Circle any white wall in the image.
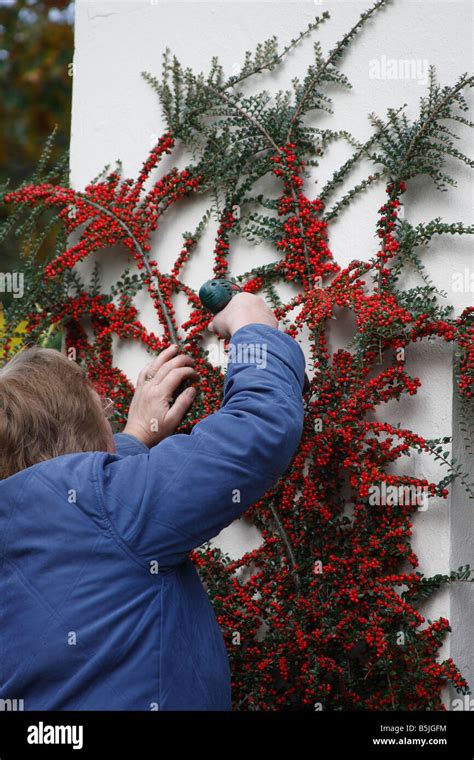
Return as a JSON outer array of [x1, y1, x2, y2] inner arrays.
[[71, 0, 473, 703]]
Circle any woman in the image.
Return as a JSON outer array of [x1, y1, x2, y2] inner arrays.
[[0, 293, 305, 710]]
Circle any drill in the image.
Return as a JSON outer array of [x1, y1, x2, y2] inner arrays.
[[199, 279, 310, 395]]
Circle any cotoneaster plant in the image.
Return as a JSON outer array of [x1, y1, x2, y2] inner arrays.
[[1, 0, 473, 710]]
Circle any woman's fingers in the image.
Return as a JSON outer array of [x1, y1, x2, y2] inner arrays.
[[164, 385, 197, 430], [129, 348, 200, 446], [151, 353, 195, 385], [159, 366, 200, 400], [206, 312, 230, 339], [137, 345, 178, 386], [137, 347, 193, 387], [152, 343, 179, 371]]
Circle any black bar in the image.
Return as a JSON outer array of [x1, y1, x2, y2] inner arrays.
[[0, 710, 473, 758]]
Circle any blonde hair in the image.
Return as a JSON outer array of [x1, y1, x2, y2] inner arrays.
[[0, 346, 111, 479]]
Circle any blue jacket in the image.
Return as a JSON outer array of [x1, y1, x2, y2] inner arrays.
[[0, 324, 305, 710]]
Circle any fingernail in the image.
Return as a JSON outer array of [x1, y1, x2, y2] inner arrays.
[[187, 387, 197, 397]]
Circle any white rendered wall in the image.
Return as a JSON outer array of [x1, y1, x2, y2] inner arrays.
[[70, 0, 473, 701]]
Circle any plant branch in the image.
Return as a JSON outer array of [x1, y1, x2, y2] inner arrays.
[[72, 194, 181, 345]]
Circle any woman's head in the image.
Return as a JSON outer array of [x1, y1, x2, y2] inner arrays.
[[0, 345, 115, 479]]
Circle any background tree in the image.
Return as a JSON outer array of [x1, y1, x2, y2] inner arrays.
[[0, 0, 74, 288]]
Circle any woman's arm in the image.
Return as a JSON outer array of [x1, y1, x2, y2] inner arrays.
[[98, 297, 306, 568]]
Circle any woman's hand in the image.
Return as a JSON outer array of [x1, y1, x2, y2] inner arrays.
[[208, 292, 278, 340], [123, 344, 200, 447]]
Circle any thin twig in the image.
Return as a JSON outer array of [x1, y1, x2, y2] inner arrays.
[[269, 501, 301, 592], [209, 86, 280, 153], [395, 74, 474, 183], [72, 193, 181, 346], [287, 0, 389, 142]]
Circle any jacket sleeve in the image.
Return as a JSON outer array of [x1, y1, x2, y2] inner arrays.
[[113, 432, 150, 457], [97, 323, 306, 568]]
